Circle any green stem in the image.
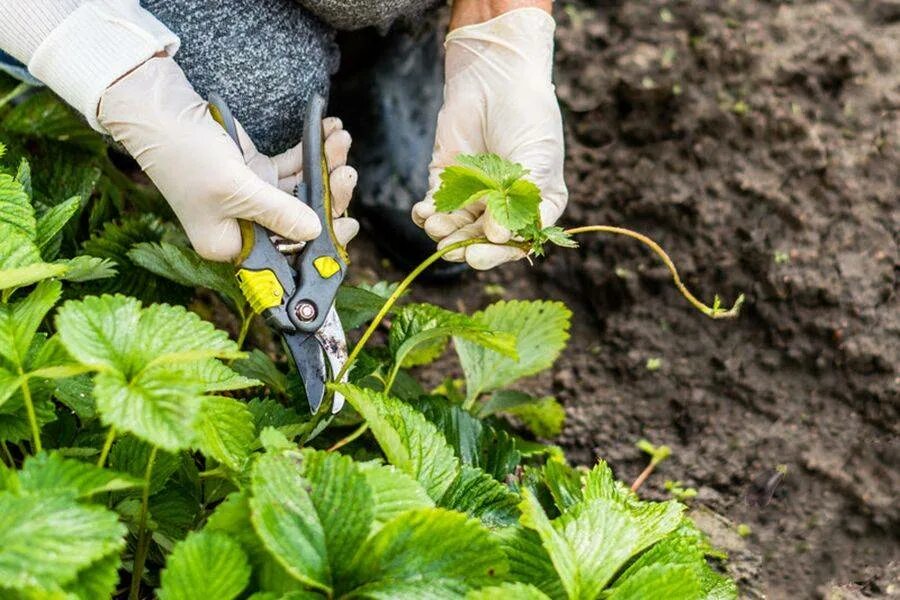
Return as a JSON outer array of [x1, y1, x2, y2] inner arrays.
[[1, 441, 14, 466], [129, 446, 157, 600], [96, 427, 116, 468], [18, 376, 41, 454], [564, 226, 744, 319], [236, 310, 253, 350], [329, 224, 738, 416], [198, 466, 227, 479], [327, 423, 369, 452], [336, 238, 508, 383], [0, 82, 30, 110], [384, 362, 402, 395]]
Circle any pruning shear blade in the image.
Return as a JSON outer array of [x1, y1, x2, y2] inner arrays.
[[284, 306, 346, 414]]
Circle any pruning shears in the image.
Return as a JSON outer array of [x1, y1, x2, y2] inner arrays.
[[208, 92, 349, 414]]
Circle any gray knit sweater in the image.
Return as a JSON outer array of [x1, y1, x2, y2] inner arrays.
[[143, 0, 442, 151]]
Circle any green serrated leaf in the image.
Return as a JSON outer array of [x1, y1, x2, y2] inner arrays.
[[259, 426, 294, 452], [520, 490, 640, 600], [301, 449, 376, 581], [250, 450, 374, 593], [418, 397, 520, 480], [81, 215, 183, 303], [494, 525, 566, 598], [439, 465, 520, 528], [433, 165, 495, 213], [34, 196, 80, 254], [457, 154, 529, 188], [92, 368, 203, 452], [606, 564, 701, 600], [481, 391, 566, 438], [542, 227, 578, 248], [455, 300, 571, 405], [108, 436, 180, 496], [542, 460, 584, 513], [0, 279, 61, 367], [158, 530, 251, 600], [194, 396, 255, 471], [520, 225, 579, 257], [388, 303, 517, 370], [608, 524, 736, 600], [508, 396, 566, 438], [56, 295, 250, 451], [2, 90, 106, 153], [345, 508, 508, 598], [14, 159, 31, 198], [583, 462, 684, 553], [0, 172, 35, 239], [149, 487, 200, 540], [129, 242, 246, 313], [18, 451, 143, 497], [434, 154, 542, 231], [206, 489, 310, 595], [335, 383, 459, 500], [58, 255, 116, 282], [336, 285, 393, 330], [486, 181, 541, 231], [0, 367, 20, 410], [0, 384, 57, 443], [0, 491, 125, 592], [26, 334, 87, 381], [53, 374, 95, 419], [358, 462, 434, 529], [62, 550, 122, 600], [234, 351, 289, 396], [247, 397, 307, 442]]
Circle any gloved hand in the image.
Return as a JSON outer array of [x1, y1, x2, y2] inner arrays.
[[98, 56, 359, 262], [411, 8, 567, 270]]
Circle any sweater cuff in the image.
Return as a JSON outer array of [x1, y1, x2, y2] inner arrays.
[[29, 0, 180, 132]]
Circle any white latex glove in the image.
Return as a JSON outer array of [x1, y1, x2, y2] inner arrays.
[[411, 8, 567, 270], [98, 56, 359, 262]]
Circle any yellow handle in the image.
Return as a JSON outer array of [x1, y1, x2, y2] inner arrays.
[[236, 268, 284, 314]]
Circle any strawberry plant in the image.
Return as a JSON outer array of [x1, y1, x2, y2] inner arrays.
[[0, 79, 739, 599]]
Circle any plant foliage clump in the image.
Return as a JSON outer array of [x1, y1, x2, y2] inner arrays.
[[0, 77, 738, 599]]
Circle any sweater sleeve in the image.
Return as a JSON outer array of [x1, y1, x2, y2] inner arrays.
[[0, 0, 180, 131]]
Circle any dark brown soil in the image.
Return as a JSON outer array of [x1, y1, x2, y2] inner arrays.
[[353, 1, 899, 597]]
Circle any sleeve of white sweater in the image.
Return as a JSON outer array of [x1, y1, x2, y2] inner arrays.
[[0, 0, 180, 131]]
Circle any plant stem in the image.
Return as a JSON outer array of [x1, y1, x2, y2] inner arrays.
[[129, 446, 157, 600], [327, 423, 369, 452], [384, 363, 401, 395], [0, 82, 29, 110], [335, 238, 503, 383], [96, 427, 116, 468], [236, 310, 252, 349], [330, 225, 738, 413], [1, 441, 14, 466], [564, 226, 744, 319], [198, 466, 227, 479], [630, 462, 657, 493], [18, 377, 41, 454]]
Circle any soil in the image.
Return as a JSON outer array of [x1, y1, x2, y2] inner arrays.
[[351, 1, 899, 597]]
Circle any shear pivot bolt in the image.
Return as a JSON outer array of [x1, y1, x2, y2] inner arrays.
[[296, 301, 317, 322]]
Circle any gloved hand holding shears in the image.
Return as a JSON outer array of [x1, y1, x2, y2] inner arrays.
[[98, 56, 359, 262], [99, 56, 356, 414]]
